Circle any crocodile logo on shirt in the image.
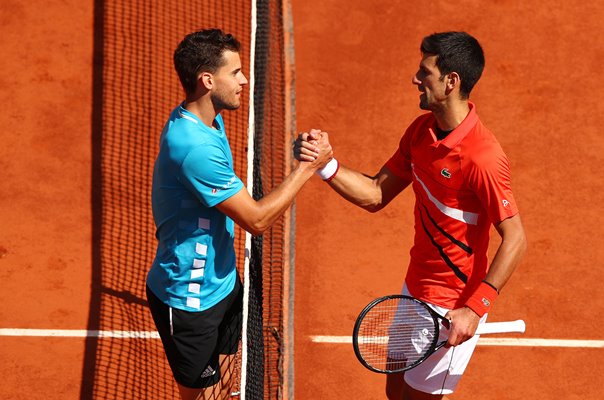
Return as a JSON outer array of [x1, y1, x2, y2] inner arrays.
[[441, 168, 451, 179]]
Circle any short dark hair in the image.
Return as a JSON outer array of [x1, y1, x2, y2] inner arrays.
[[420, 32, 485, 98], [173, 29, 241, 95]]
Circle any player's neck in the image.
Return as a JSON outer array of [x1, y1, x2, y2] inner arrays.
[[184, 96, 220, 129], [432, 100, 470, 132]]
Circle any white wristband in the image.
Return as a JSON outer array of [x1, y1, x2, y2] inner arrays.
[[316, 158, 339, 181]]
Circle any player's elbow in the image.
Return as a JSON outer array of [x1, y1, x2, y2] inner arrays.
[[506, 224, 528, 262], [512, 223, 528, 255], [362, 199, 388, 213], [248, 223, 269, 237], [358, 195, 388, 213], [517, 231, 528, 258], [498, 214, 528, 260], [357, 183, 391, 213], [239, 219, 268, 236], [242, 214, 272, 236]]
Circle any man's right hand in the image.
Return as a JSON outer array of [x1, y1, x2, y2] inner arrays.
[[294, 128, 332, 170]]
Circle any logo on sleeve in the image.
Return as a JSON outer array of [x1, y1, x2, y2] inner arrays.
[[211, 176, 237, 195], [440, 168, 451, 179], [502, 199, 510, 207]]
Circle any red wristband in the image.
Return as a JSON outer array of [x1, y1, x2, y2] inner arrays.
[[465, 281, 499, 317]]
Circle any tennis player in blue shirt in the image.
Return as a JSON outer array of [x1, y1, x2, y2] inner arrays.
[[146, 29, 332, 400]]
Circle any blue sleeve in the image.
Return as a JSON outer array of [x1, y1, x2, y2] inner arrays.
[[179, 142, 244, 207]]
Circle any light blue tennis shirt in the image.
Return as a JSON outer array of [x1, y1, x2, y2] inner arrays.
[[147, 104, 244, 311]]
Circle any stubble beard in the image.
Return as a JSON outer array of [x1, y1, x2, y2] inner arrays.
[[212, 92, 240, 112], [419, 94, 429, 110]]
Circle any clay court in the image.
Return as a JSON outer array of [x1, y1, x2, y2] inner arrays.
[[0, 0, 602, 399]]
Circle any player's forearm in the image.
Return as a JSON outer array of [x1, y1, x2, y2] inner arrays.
[[484, 236, 526, 291], [484, 215, 527, 291], [248, 162, 315, 234], [326, 165, 385, 212], [463, 214, 526, 319]]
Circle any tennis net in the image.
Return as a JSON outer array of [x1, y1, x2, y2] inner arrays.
[[86, 0, 293, 398]]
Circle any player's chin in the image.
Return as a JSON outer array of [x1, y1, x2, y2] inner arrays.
[[224, 100, 241, 110]]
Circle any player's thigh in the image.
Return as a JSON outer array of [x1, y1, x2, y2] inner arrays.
[[396, 285, 485, 395], [146, 283, 240, 389], [403, 380, 448, 400], [403, 324, 482, 395], [216, 274, 243, 355], [386, 371, 405, 400]]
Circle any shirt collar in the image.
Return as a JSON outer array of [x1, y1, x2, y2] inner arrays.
[[431, 102, 478, 149], [178, 103, 200, 124], [178, 103, 223, 132]]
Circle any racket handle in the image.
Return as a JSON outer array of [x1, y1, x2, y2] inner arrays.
[[476, 319, 526, 335]]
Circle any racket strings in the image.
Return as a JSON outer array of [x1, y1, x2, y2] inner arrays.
[[356, 297, 438, 372]]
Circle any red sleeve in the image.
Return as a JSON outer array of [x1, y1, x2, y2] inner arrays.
[[464, 143, 519, 224], [384, 126, 413, 182]]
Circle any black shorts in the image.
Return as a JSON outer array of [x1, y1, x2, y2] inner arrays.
[[146, 276, 243, 388]]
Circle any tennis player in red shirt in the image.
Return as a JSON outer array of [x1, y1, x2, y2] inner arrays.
[[295, 31, 527, 399]]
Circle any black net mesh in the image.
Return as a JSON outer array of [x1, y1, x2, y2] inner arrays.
[[86, 0, 290, 398]]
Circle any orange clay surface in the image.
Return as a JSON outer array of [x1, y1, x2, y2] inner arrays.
[[290, 1, 603, 399], [0, 0, 602, 399]]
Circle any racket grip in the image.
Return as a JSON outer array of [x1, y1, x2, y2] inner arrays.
[[476, 319, 526, 335]]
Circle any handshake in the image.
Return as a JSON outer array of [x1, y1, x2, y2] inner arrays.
[[293, 129, 339, 181]]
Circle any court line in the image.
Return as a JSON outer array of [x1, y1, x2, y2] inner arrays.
[[309, 335, 604, 348], [1, 329, 602, 348], [0, 329, 160, 339]]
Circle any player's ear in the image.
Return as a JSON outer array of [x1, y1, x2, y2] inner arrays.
[[445, 72, 460, 93], [200, 71, 213, 90]]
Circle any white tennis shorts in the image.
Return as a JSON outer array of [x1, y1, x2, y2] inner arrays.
[[388, 285, 487, 395]]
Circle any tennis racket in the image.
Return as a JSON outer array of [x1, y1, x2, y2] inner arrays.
[[352, 295, 525, 374]]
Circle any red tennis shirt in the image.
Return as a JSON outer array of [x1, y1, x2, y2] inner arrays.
[[385, 103, 519, 309]]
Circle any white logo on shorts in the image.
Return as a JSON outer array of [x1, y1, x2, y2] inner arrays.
[[200, 365, 216, 378], [502, 199, 510, 207]]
